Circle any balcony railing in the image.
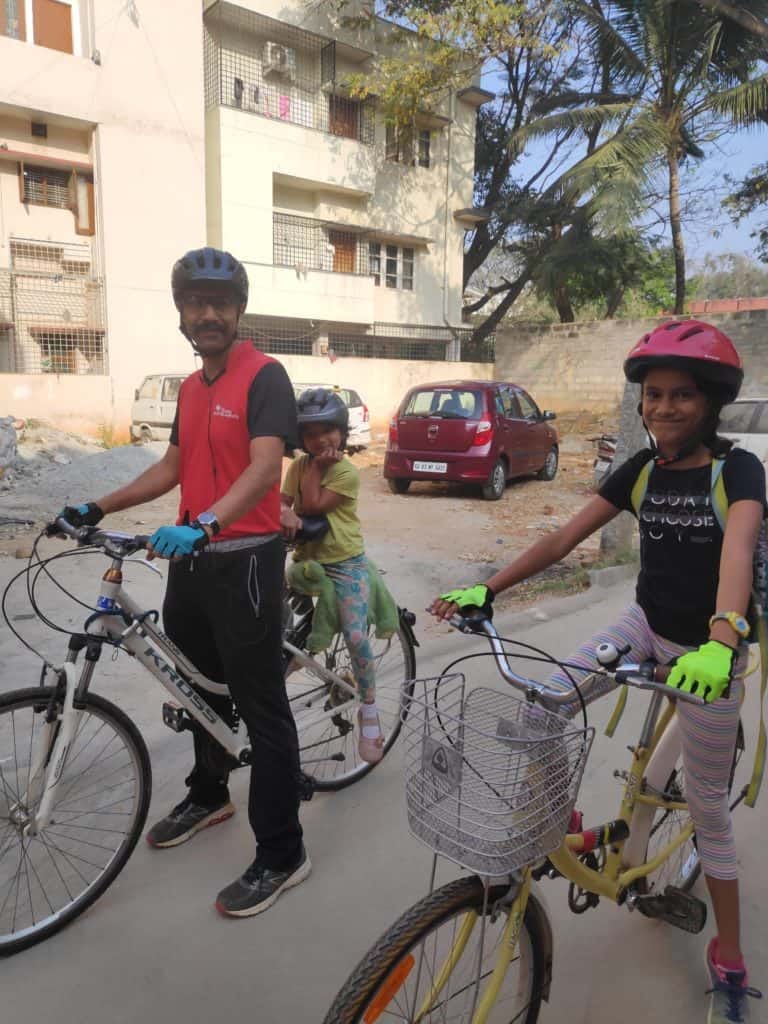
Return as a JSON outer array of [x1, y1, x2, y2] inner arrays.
[[273, 213, 373, 276], [0, 239, 107, 375], [204, 2, 375, 145]]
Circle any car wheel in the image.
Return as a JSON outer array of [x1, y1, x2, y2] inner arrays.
[[139, 426, 153, 445], [388, 478, 411, 495], [482, 459, 506, 501], [537, 446, 558, 481]]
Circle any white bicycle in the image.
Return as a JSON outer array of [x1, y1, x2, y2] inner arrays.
[[0, 518, 416, 954]]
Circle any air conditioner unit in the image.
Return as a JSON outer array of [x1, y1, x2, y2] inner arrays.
[[263, 41, 296, 80]]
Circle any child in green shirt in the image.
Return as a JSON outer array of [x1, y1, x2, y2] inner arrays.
[[281, 389, 383, 764]]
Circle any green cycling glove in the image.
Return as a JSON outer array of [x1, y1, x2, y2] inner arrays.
[[439, 584, 494, 613], [666, 640, 735, 703]]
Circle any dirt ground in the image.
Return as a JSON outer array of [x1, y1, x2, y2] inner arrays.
[[0, 414, 617, 618]]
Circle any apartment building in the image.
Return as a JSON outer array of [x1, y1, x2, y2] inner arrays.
[[203, 0, 492, 363], [0, 0, 205, 435]]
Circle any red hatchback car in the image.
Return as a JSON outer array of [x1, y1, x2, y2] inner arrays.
[[384, 380, 559, 500]]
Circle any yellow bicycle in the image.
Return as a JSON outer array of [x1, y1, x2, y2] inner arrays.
[[323, 613, 745, 1024]]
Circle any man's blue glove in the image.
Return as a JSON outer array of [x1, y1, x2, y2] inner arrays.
[[666, 640, 735, 703], [148, 524, 208, 558], [58, 502, 104, 527]]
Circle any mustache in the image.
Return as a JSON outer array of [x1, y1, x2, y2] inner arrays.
[[195, 322, 225, 334]]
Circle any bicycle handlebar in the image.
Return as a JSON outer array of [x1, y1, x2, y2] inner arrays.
[[446, 611, 706, 708], [51, 518, 150, 556]]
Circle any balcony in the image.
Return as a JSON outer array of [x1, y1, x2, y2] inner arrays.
[[204, 2, 374, 145], [0, 238, 107, 375]]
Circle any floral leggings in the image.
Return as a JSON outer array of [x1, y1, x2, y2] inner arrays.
[[324, 554, 375, 700], [547, 602, 745, 881]]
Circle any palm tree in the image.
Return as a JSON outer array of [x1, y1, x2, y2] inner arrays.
[[522, 0, 768, 312]]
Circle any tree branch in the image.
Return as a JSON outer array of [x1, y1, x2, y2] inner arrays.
[[691, 0, 768, 41]]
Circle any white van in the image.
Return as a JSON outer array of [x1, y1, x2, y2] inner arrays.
[[130, 373, 187, 442]]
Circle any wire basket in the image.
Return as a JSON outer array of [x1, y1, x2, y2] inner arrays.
[[402, 674, 595, 877]]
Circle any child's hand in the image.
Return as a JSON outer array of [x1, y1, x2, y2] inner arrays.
[[313, 447, 343, 469], [280, 505, 302, 540]]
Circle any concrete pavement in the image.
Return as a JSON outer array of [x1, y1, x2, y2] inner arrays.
[[0, 548, 765, 1023]]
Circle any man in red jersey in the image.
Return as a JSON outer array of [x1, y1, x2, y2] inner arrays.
[[60, 248, 306, 916]]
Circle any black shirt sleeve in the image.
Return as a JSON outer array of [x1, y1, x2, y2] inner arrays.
[[169, 406, 180, 447], [598, 449, 654, 513], [246, 361, 299, 448], [722, 447, 768, 508]]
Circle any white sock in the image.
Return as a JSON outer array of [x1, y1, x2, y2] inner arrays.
[[361, 700, 380, 738]]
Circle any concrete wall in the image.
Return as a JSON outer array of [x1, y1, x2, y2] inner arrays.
[[494, 312, 768, 415]]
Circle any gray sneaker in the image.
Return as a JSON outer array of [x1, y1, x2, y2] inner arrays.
[[145, 795, 235, 848], [215, 846, 311, 917]]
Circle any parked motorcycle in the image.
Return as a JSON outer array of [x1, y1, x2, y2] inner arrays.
[[589, 434, 617, 484]]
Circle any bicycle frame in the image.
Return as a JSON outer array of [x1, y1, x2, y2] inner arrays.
[[23, 549, 361, 834]]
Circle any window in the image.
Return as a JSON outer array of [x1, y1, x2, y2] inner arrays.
[[327, 230, 356, 274], [402, 248, 414, 291], [162, 377, 183, 403], [385, 123, 431, 168], [404, 389, 482, 417], [374, 245, 416, 291], [139, 377, 162, 401], [720, 401, 762, 434], [21, 165, 71, 209], [328, 96, 360, 140], [1, 0, 26, 40], [495, 388, 516, 418], [368, 242, 381, 285], [516, 390, 540, 419], [385, 245, 398, 289]]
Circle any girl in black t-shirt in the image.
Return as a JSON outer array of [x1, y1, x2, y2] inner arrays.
[[431, 321, 765, 1022]]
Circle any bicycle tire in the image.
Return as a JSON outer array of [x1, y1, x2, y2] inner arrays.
[[637, 718, 744, 896], [288, 618, 416, 792], [323, 876, 547, 1024], [0, 686, 151, 955]]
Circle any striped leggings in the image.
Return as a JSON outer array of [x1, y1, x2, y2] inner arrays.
[[547, 602, 744, 881]]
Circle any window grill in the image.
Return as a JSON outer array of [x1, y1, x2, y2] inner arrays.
[[239, 315, 314, 356], [273, 213, 369, 275], [0, 238, 107, 375], [204, 2, 375, 145], [329, 333, 450, 361], [1, 0, 24, 40], [385, 124, 432, 168], [21, 165, 72, 209]]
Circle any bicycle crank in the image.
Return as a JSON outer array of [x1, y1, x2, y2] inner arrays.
[[629, 886, 707, 934]]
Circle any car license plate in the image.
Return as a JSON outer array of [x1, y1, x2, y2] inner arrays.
[[413, 461, 447, 473]]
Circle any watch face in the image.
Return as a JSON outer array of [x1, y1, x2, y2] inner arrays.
[[734, 616, 748, 632]]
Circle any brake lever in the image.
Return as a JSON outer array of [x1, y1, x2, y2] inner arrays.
[[124, 556, 163, 577]]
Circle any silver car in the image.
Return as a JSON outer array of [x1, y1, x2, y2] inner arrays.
[[292, 383, 371, 452], [720, 397, 768, 483]]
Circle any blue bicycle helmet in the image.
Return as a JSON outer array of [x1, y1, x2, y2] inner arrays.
[[171, 247, 249, 309]]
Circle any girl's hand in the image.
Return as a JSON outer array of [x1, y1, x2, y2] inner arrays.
[[280, 505, 302, 540], [313, 447, 343, 469]]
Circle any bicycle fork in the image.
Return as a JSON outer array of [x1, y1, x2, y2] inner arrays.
[[15, 663, 81, 837]]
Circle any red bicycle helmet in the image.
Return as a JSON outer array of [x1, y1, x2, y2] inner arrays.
[[624, 319, 743, 403]]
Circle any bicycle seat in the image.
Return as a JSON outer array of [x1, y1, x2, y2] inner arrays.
[[295, 515, 330, 543]]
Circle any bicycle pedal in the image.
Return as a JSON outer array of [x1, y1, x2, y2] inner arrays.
[[633, 886, 707, 934], [162, 702, 191, 733]]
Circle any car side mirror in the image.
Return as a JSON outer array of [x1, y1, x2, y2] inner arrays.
[[134, 389, 140, 401], [542, 411, 556, 421]]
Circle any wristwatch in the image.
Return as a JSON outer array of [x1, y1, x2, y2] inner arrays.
[[193, 511, 221, 537], [709, 611, 751, 640]]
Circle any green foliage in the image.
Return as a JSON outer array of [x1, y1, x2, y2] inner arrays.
[[725, 162, 768, 262], [687, 252, 768, 297]]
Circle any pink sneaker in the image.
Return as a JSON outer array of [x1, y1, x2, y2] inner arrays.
[[358, 706, 385, 764]]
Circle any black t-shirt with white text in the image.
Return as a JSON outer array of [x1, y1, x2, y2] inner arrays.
[[599, 447, 766, 645]]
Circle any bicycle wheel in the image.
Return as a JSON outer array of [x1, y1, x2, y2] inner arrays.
[[323, 876, 547, 1024], [0, 686, 151, 955], [638, 718, 744, 895], [286, 617, 416, 790]]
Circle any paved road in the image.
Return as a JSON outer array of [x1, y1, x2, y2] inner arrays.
[[1, 550, 765, 1023]]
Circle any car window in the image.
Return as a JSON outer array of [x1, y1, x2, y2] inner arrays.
[[162, 377, 183, 403], [404, 389, 481, 418], [720, 401, 763, 434], [495, 387, 517, 418], [516, 390, 540, 419], [138, 377, 161, 401]]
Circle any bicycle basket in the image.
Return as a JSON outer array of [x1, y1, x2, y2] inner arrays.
[[402, 674, 594, 877]]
